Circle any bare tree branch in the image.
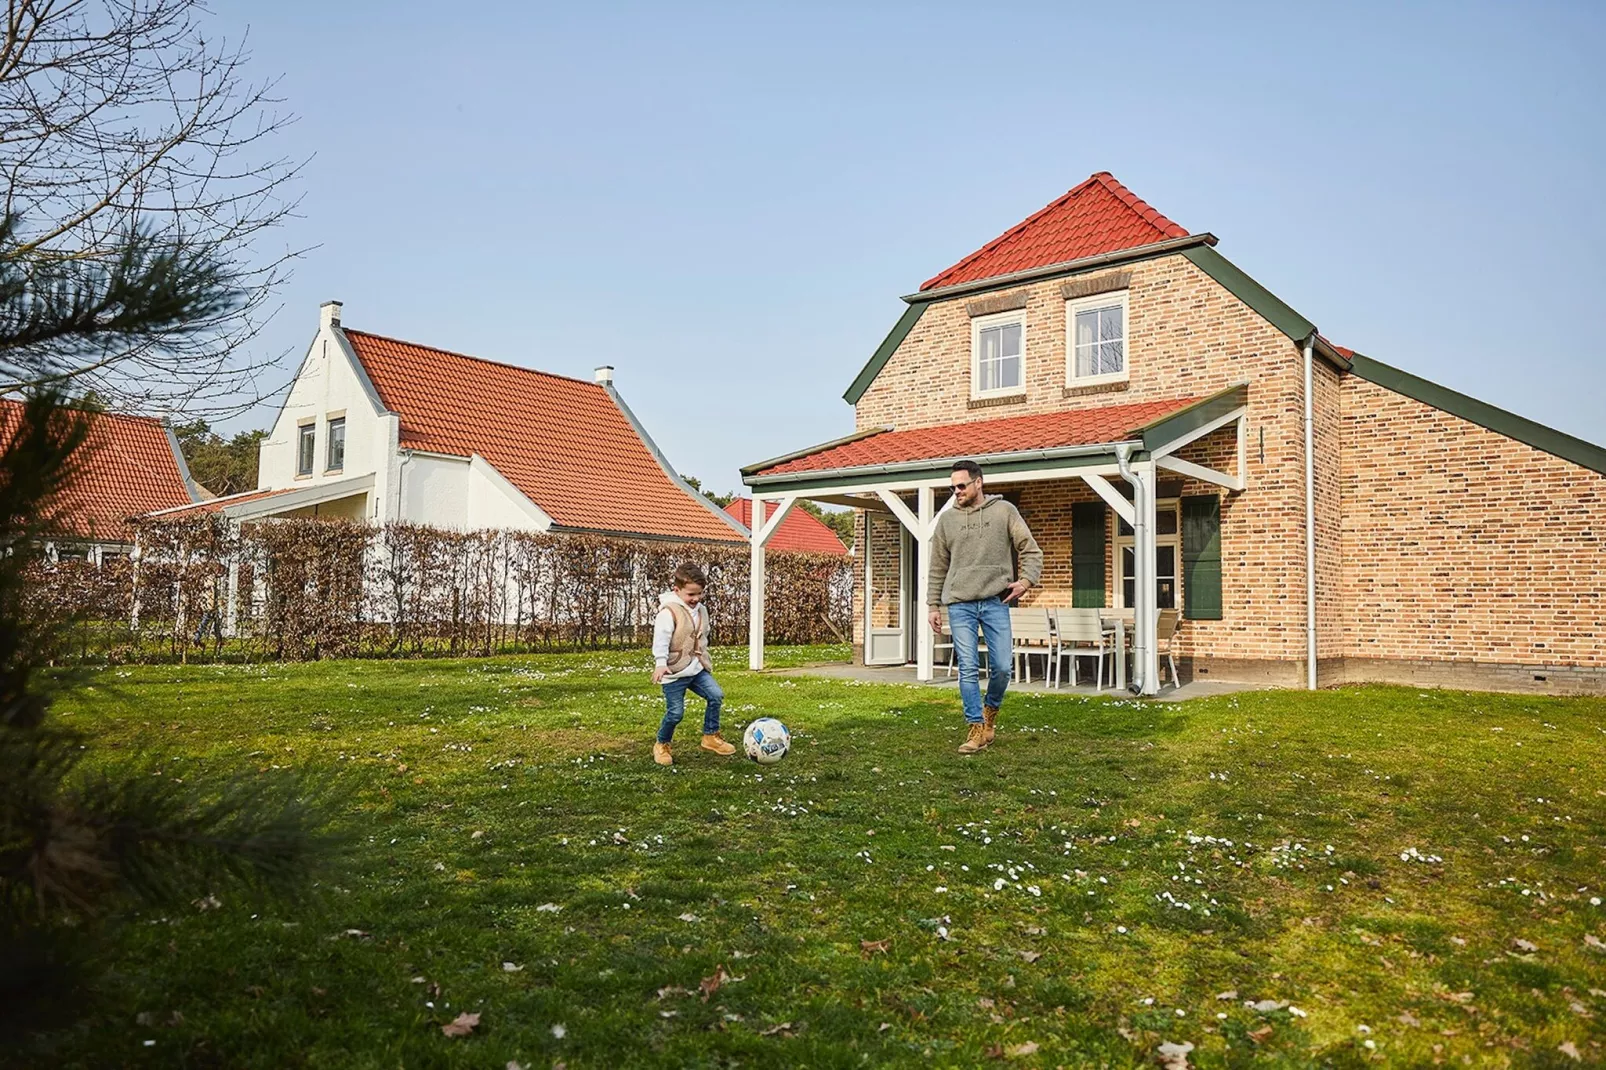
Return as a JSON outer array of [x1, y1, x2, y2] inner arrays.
[[0, 0, 306, 416]]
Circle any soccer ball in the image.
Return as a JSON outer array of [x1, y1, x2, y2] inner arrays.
[[743, 717, 791, 765]]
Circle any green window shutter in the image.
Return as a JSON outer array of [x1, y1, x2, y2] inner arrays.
[[1182, 494, 1222, 620], [1071, 501, 1106, 608]]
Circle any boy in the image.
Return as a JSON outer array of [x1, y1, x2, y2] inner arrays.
[[650, 563, 735, 765]]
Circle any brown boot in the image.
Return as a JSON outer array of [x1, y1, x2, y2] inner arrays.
[[958, 722, 989, 754], [700, 733, 736, 757], [982, 705, 999, 746], [653, 742, 673, 766]]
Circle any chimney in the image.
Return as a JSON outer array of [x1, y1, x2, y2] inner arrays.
[[594, 365, 614, 386], [320, 300, 343, 329]]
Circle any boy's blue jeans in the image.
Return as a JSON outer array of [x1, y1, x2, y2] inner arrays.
[[947, 596, 1013, 724], [657, 669, 724, 743]]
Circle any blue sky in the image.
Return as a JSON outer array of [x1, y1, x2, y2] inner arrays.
[[225, 1, 1605, 496]]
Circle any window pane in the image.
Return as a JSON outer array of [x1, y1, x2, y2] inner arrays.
[[1156, 508, 1178, 536], [1118, 516, 1133, 537], [1075, 344, 1096, 378], [999, 354, 1020, 389], [1100, 306, 1123, 342], [1001, 322, 1021, 357], [981, 326, 1000, 363], [1099, 340, 1124, 374], [298, 426, 315, 473], [328, 419, 346, 470], [1075, 309, 1097, 349]]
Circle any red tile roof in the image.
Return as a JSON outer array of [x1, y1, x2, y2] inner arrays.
[[921, 172, 1188, 292], [724, 497, 847, 555], [752, 397, 1201, 477], [146, 485, 299, 518], [0, 399, 195, 539], [342, 330, 744, 543]]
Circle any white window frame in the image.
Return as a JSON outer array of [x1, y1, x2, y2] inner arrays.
[[970, 310, 1027, 401], [296, 422, 316, 476], [326, 416, 346, 472], [1113, 497, 1181, 611], [1065, 290, 1130, 387]]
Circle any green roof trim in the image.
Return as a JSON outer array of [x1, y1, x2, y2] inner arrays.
[[843, 303, 926, 405], [1135, 383, 1249, 452], [1180, 245, 1316, 344], [1348, 353, 1606, 477]]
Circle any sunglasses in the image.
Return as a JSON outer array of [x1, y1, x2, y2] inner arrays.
[[951, 479, 974, 492]]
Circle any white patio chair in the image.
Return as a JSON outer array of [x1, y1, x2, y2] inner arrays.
[[1051, 607, 1110, 690], [1156, 608, 1181, 690], [1009, 607, 1053, 684]]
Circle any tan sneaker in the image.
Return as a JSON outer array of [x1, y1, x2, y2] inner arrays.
[[958, 722, 989, 754], [982, 705, 999, 746], [653, 742, 673, 766], [700, 733, 737, 757]]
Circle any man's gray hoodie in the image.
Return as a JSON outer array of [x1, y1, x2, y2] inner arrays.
[[926, 495, 1043, 607]]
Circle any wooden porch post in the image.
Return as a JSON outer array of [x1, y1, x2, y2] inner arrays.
[[914, 485, 934, 682], [748, 497, 766, 670]]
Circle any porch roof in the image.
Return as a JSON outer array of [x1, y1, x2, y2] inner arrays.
[[142, 473, 375, 522], [743, 395, 1204, 487]]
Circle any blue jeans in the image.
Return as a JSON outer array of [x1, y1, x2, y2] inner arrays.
[[658, 669, 724, 743], [947, 596, 1013, 724]]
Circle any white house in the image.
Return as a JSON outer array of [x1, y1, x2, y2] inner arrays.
[[149, 301, 747, 544]]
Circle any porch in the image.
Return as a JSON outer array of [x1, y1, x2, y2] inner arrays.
[[771, 660, 1273, 702], [741, 386, 1249, 696]]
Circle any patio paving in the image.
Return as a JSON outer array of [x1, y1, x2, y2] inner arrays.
[[769, 661, 1278, 702]]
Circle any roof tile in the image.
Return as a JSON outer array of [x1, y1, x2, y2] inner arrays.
[[921, 172, 1187, 292], [753, 397, 1201, 477], [342, 330, 742, 543], [724, 497, 847, 554], [0, 399, 195, 539]]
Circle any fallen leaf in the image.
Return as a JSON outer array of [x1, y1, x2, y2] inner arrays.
[[501, 962, 523, 972], [677, 912, 701, 923], [1250, 999, 1288, 1013], [535, 903, 562, 913], [1569, 1001, 1592, 1018], [759, 1021, 794, 1037], [135, 1012, 156, 1026], [1247, 1025, 1273, 1044], [1157, 1040, 1194, 1069], [1008, 1041, 1040, 1058], [860, 938, 891, 956], [878, 1022, 892, 1032], [440, 1011, 480, 1038], [507, 1062, 524, 1070], [1513, 938, 1538, 953], [1023, 925, 1046, 935], [1584, 935, 1606, 953], [977, 997, 996, 1009], [1438, 991, 1475, 1005], [1019, 950, 1042, 963], [1558, 1041, 1582, 1062], [1398, 1011, 1421, 1027], [1215, 990, 1238, 1001], [1124, 818, 1142, 828], [700, 965, 730, 1003], [985, 1043, 1006, 1060], [656, 985, 690, 1000]]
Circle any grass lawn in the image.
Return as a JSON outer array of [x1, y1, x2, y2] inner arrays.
[[15, 645, 1606, 1068]]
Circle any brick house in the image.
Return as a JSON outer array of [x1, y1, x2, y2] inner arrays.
[[740, 173, 1606, 695]]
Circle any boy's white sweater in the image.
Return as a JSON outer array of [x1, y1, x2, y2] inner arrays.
[[652, 591, 709, 680]]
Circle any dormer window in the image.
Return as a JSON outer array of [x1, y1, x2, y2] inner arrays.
[[1066, 291, 1128, 385], [971, 311, 1025, 399]]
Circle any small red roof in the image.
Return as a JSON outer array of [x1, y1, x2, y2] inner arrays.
[[0, 399, 195, 539], [751, 397, 1200, 478], [921, 172, 1188, 292], [147, 485, 299, 518], [342, 330, 743, 543], [724, 497, 847, 555]]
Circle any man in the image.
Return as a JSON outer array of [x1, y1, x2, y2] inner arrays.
[[926, 460, 1044, 754]]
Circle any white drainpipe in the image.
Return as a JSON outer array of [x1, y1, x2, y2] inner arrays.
[[1302, 333, 1317, 691]]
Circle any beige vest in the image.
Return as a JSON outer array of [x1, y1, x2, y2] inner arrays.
[[664, 602, 712, 674]]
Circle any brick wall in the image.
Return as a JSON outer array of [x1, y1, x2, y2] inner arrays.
[[1339, 375, 1606, 677]]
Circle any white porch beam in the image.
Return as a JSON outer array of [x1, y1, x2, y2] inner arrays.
[[1080, 473, 1135, 526], [749, 461, 1129, 502], [755, 494, 798, 547], [914, 485, 935, 682], [1150, 406, 1248, 460], [875, 488, 932, 540], [748, 497, 766, 670], [1155, 454, 1245, 492]]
